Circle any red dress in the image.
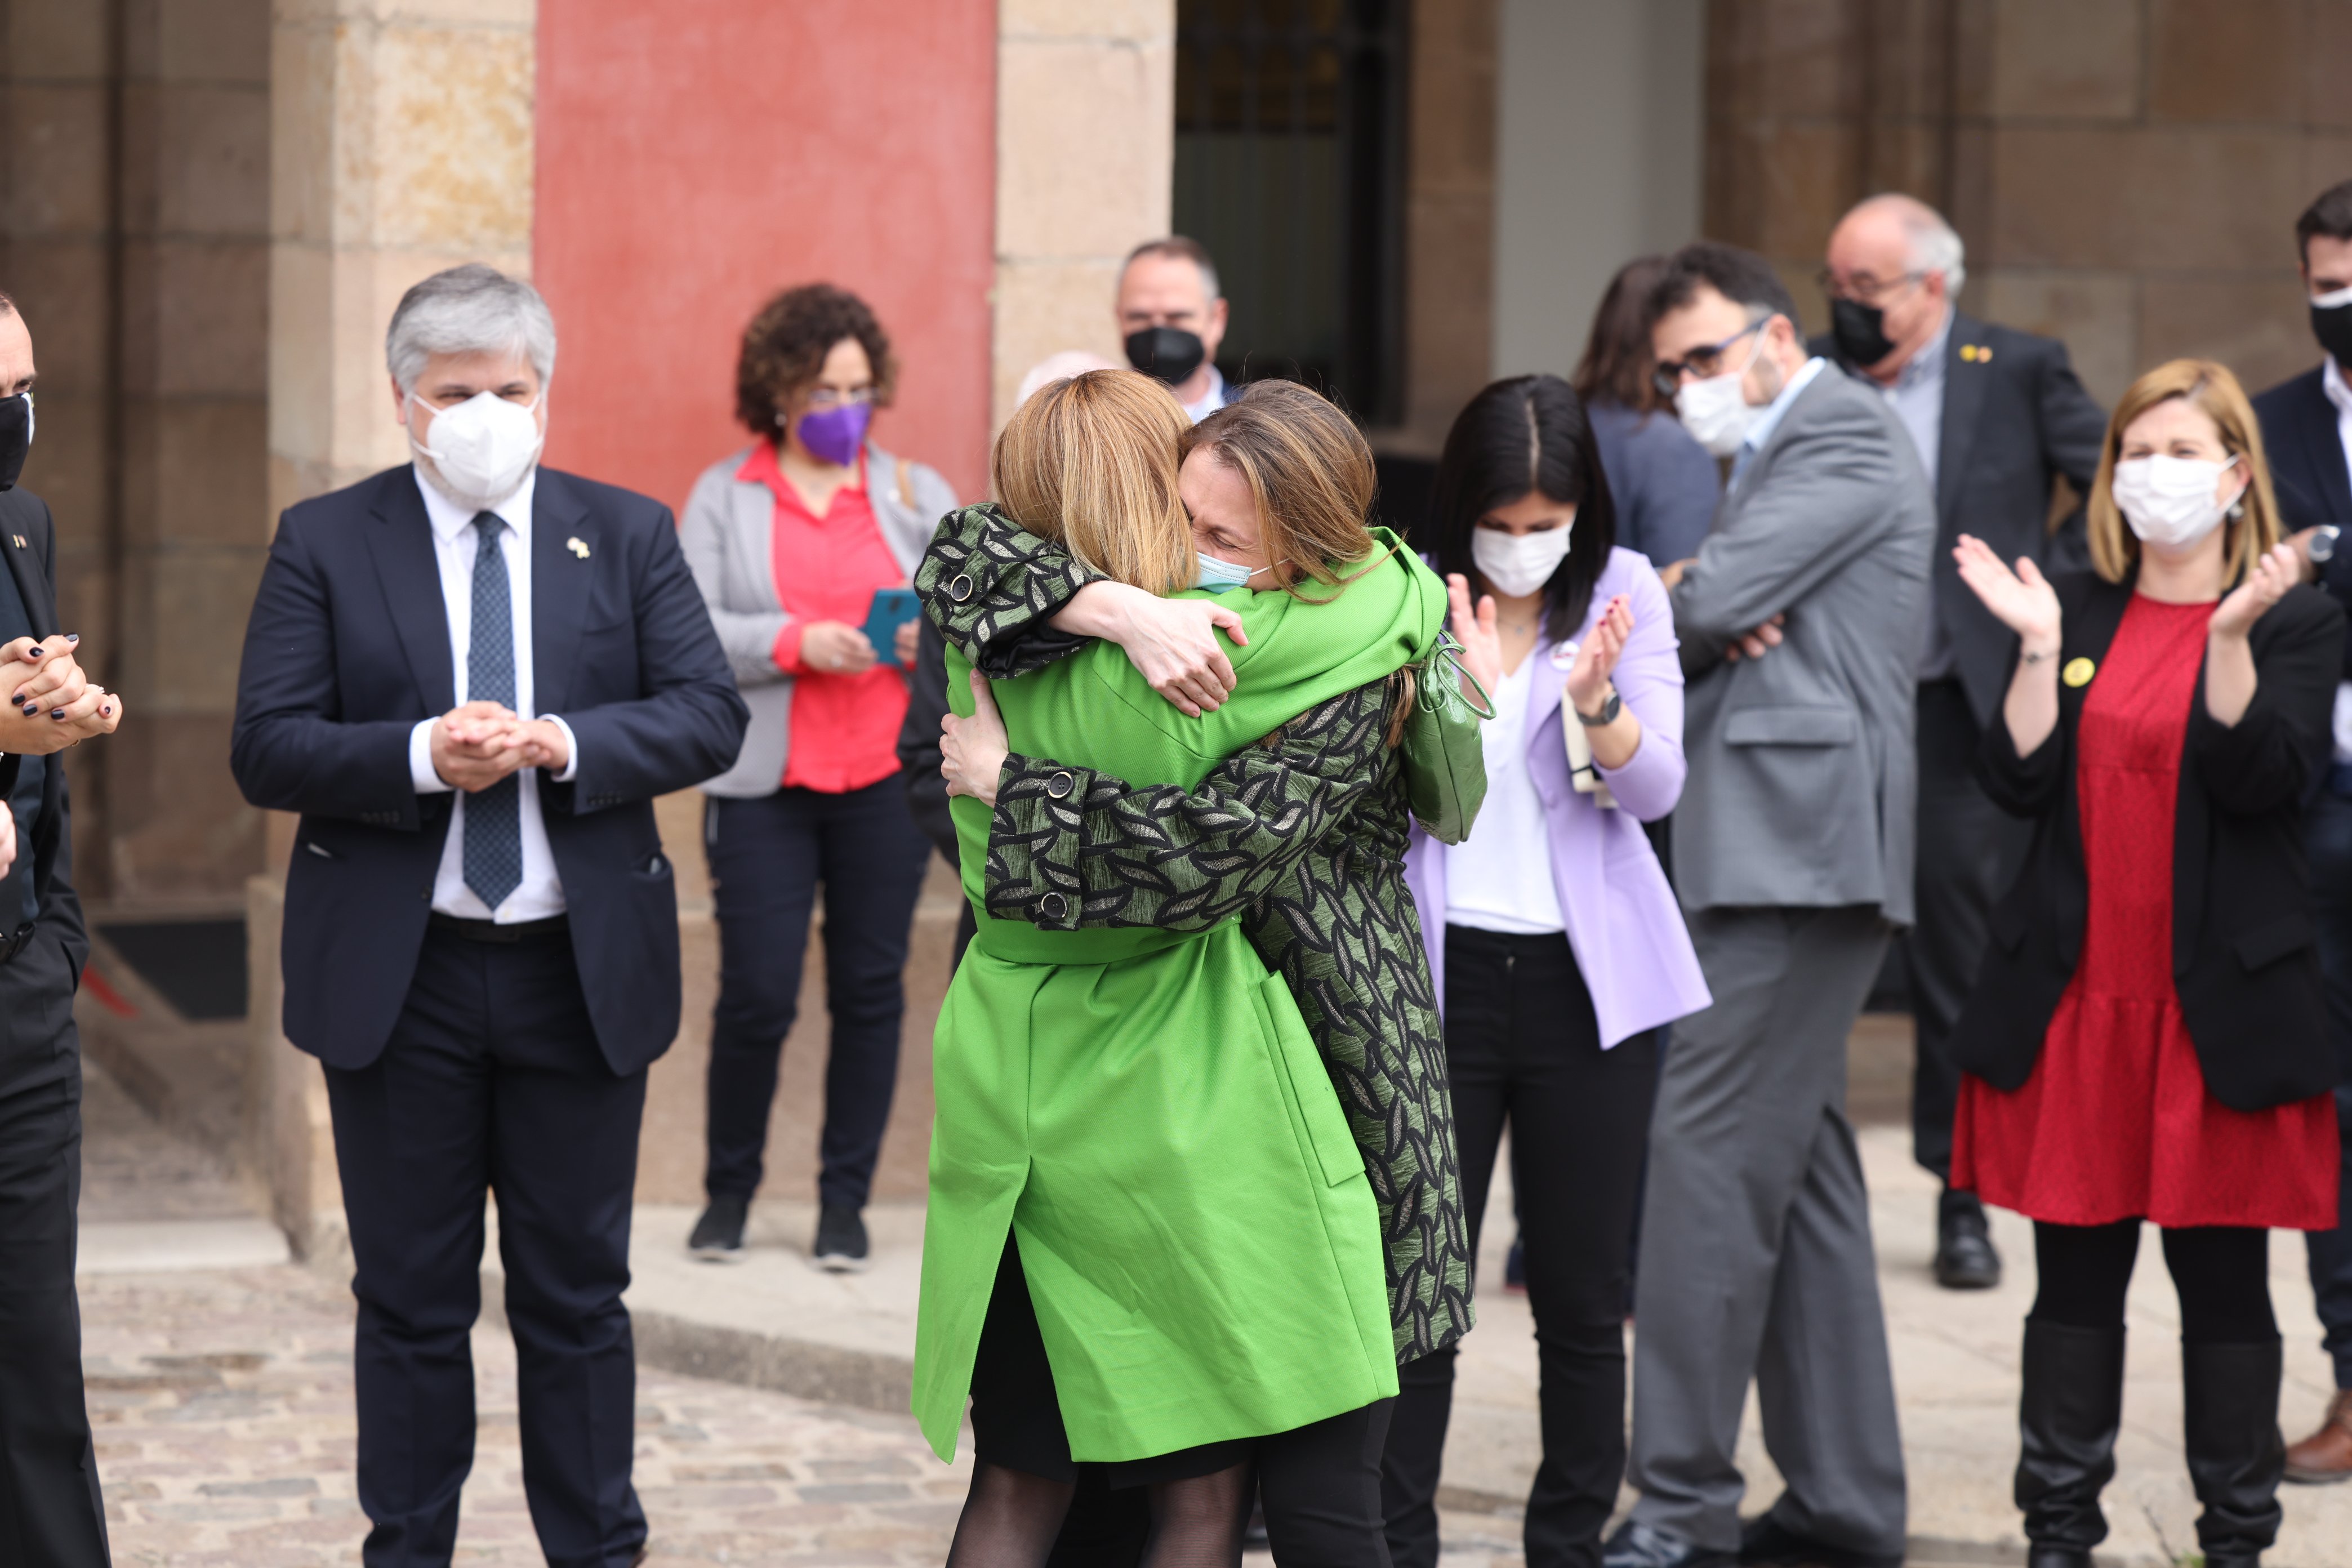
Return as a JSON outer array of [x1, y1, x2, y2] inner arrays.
[[1953, 593, 2339, 1230]]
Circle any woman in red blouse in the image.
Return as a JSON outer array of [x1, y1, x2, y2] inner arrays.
[[1949, 360, 2343, 1568], [678, 285, 959, 1269]]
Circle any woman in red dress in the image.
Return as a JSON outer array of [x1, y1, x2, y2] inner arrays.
[[1949, 359, 2344, 1568]]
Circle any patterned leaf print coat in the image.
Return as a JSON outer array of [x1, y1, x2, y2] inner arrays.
[[917, 505, 1476, 1364]]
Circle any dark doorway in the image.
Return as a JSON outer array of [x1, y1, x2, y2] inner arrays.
[[1173, 0, 1409, 425]]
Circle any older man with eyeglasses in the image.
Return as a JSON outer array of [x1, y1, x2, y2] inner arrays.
[[1811, 195, 2109, 1295]]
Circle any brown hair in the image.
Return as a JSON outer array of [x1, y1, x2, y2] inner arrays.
[[1182, 380, 1382, 597], [2087, 359, 2280, 586], [1571, 255, 1670, 413], [734, 283, 897, 436], [990, 369, 1195, 594]]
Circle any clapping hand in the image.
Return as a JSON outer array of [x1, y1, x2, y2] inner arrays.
[[2211, 542, 2298, 642], [1445, 574, 1504, 697], [430, 701, 569, 791], [1953, 534, 2062, 652], [1566, 595, 1633, 714], [0, 635, 121, 754], [941, 671, 1010, 806]]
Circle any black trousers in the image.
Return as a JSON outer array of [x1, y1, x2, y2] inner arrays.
[[2302, 788, 2352, 1389], [703, 779, 932, 1209], [0, 934, 110, 1568], [2030, 1221, 2275, 1342], [324, 923, 648, 1568], [973, 1235, 1396, 1565], [1909, 679, 2032, 1184], [1385, 926, 1660, 1568]]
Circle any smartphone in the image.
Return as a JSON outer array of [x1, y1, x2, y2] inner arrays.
[[862, 587, 923, 668]]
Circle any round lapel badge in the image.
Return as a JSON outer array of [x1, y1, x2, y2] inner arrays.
[[1551, 640, 1577, 670], [2062, 657, 2096, 688]]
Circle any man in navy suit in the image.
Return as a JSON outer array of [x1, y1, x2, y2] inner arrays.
[[2260, 177, 2352, 1487], [231, 264, 746, 1567]]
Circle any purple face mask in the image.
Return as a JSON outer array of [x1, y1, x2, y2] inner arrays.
[[794, 402, 872, 467]]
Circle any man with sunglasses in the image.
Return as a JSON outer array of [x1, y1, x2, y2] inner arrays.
[[1814, 195, 2108, 1295], [1605, 242, 1934, 1568]]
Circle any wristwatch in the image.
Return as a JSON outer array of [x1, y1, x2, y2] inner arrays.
[[1574, 687, 1623, 727], [2310, 525, 2341, 565]]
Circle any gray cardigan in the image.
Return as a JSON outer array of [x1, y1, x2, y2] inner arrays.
[[680, 441, 957, 796]]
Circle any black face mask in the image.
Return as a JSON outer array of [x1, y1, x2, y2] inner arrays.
[[2314, 295, 2352, 372], [1124, 326, 1208, 387], [0, 394, 30, 492], [1830, 296, 1897, 368]]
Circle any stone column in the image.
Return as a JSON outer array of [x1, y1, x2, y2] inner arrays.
[[252, 0, 535, 1259], [991, 0, 1175, 432], [1400, 0, 1498, 445]]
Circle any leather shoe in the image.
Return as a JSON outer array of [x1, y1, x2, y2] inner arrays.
[[1935, 1193, 2001, 1290], [1739, 1513, 1902, 1568], [2284, 1388, 2352, 1485], [1603, 1519, 1737, 1568]]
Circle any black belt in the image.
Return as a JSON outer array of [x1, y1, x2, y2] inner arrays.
[[0, 921, 32, 965], [427, 911, 569, 944]]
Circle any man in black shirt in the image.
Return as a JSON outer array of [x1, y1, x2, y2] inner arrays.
[[0, 289, 128, 1566]]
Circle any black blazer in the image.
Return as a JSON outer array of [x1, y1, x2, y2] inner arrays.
[[1815, 311, 2108, 726], [2251, 364, 2352, 676], [0, 488, 88, 979], [231, 466, 749, 1075], [1952, 571, 2344, 1111]]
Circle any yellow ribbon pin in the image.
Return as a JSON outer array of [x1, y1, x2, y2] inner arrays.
[[2063, 657, 2095, 688], [566, 537, 590, 559]]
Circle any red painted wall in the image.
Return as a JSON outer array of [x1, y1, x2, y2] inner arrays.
[[533, 0, 998, 513]]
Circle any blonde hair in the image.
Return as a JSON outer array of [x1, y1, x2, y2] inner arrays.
[[991, 369, 1195, 594], [2087, 359, 2282, 586], [1182, 380, 1383, 596]]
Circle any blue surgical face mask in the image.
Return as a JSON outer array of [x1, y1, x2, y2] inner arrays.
[[1193, 551, 1257, 591]]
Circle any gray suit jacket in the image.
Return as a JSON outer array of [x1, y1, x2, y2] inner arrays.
[[1668, 366, 1936, 924], [680, 441, 957, 796]]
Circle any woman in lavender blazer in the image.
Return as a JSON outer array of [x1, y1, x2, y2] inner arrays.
[[1386, 376, 1711, 1568]]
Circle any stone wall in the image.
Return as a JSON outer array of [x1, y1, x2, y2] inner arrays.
[[1704, 0, 2352, 407], [992, 0, 1175, 432]]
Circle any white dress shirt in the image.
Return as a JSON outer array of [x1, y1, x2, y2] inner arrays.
[[404, 466, 581, 921], [1443, 656, 1566, 936], [1183, 366, 1230, 426]]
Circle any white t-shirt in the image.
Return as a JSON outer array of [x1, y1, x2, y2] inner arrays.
[[1444, 655, 1565, 935]]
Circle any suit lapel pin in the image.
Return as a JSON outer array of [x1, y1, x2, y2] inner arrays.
[[2063, 657, 2096, 688], [8, 534, 23, 549], [566, 536, 590, 559], [1960, 344, 1992, 363]]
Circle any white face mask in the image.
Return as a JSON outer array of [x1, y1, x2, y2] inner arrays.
[[409, 390, 545, 507], [2111, 453, 2245, 550], [1673, 329, 1768, 457], [1471, 522, 1573, 598]]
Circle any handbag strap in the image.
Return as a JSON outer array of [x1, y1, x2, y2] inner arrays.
[[1416, 631, 1495, 720]]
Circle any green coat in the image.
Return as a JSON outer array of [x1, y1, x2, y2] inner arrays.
[[919, 509, 1478, 1364], [911, 528, 1445, 1464]]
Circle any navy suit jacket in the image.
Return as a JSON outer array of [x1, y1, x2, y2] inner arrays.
[[0, 489, 88, 980], [231, 465, 749, 1074], [1814, 311, 2108, 727], [2253, 364, 2352, 679]]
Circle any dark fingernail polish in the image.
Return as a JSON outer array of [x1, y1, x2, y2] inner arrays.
[[52, 709, 65, 719], [21, 703, 34, 716], [65, 634, 78, 643]]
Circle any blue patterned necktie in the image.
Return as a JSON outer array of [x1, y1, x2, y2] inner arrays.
[[463, 512, 523, 912]]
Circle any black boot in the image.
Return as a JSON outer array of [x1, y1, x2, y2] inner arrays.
[[2014, 1319, 2126, 1568], [2182, 1338, 2287, 1568]]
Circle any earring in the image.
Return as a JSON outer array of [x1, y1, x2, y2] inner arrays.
[[2228, 499, 2245, 521]]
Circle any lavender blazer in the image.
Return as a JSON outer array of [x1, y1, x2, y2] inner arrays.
[[1405, 547, 1711, 1048]]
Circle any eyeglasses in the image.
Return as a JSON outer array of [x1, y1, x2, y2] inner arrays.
[[1816, 268, 1926, 307], [1651, 319, 1767, 400], [803, 386, 876, 410]]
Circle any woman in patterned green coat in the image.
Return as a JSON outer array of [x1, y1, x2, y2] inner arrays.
[[921, 371, 1450, 1565], [926, 381, 1477, 1550]]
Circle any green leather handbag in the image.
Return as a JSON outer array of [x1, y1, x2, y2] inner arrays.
[[1397, 630, 1494, 845]]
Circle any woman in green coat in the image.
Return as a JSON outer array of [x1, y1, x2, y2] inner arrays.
[[925, 378, 1471, 1564]]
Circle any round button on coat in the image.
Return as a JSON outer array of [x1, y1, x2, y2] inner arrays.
[[948, 573, 976, 603], [1046, 770, 1076, 799], [1039, 892, 1067, 920]]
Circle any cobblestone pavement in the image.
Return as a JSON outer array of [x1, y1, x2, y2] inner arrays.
[[84, 1266, 976, 1566]]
